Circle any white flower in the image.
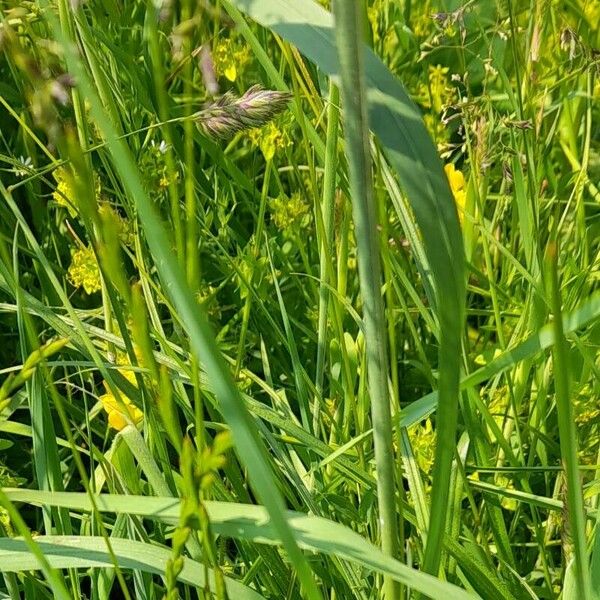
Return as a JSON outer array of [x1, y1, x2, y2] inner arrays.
[[151, 140, 169, 154], [13, 156, 33, 178]]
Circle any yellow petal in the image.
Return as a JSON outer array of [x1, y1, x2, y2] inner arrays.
[[444, 163, 465, 192], [108, 410, 127, 431], [99, 392, 119, 413], [224, 65, 237, 82]]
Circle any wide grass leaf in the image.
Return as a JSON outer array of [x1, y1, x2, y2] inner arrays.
[[4, 489, 476, 600], [0, 536, 264, 599], [226, 0, 465, 573]]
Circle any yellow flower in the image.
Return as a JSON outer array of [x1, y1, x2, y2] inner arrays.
[[139, 140, 178, 196], [411, 0, 433, 37], [100, 362, 143, 431], [495, 474, 518, 511], [583, 0, 600, 24], [52, 168, 101, 217], [574, 384, 600, 425], [248, 120, 291, 161], [444, 163, 467, 224], [367, 0, 383, 44], [428, 65, 456, 113], [213, 38, 251, 82], [53, 168, 78, 217], [270, 192, 310, 231], [67, 246, 102, 294], [408, 418, 436, 475], [100, 389, 143, 431]]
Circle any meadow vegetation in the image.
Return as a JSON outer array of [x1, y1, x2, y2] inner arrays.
[[0, 0, 599, 598]]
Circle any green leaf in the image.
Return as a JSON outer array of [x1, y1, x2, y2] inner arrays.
[[226, 0, 466, 574], [0, 536, 264, 600], [4, 489, 475, 600]]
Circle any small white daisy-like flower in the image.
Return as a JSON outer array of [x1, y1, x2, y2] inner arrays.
[[13, 156, 33, 178], [151, 139, 169, 154]]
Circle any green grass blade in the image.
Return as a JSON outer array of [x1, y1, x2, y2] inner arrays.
[[546, 240, 591, 598], [331, 4, 399, 598], [2, 490, 476, 600], [228, 0, 466, 576], [0, 536, 265, 600]]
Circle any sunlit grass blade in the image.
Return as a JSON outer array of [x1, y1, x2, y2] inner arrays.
[[0, 535, 265, 599], [229, 0, 466, 576], [546, 239, 591, 599], [3, 489, 475, 600]]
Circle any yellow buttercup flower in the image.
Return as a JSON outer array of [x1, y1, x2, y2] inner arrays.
[[445, 163, 467, 224], [67, 246, 102, 294], [100, 390, 143, 430], [100, 362, 143, 431]]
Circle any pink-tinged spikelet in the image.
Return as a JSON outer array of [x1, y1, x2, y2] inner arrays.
[[194, 85, 292, 140]]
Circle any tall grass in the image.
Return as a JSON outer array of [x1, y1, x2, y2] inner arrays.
[[0, 0, 599, 599]]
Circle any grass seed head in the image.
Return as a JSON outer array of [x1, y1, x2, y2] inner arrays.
[[194, 85, 292, 140]]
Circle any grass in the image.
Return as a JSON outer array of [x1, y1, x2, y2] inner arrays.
[[0, 0, 599, 598]]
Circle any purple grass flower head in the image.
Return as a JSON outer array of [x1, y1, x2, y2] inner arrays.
[[194, 85, 292, 140]]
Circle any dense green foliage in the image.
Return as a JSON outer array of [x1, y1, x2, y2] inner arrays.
[[0, 0, 599, 598]]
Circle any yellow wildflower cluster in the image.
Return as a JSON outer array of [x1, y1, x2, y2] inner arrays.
[[139, 140, 178, 197], [67, 246, 102, 294], [408, 418, 436, 475], [52, 168, 78, 217], [444, 163, 466, 224], [427, 65, 456, 113], [367, 0, 385, 44], [213, 38, 251, 82], [99, 364, 143, 431], [248, 120, 291, 161], [411, 0, 433, 38], [417, 65, 456, 145], [583, 0, 600, 24], [574, 384, 600, 425], [52, 167, 101, 217], [270, 192, 310, 231]]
